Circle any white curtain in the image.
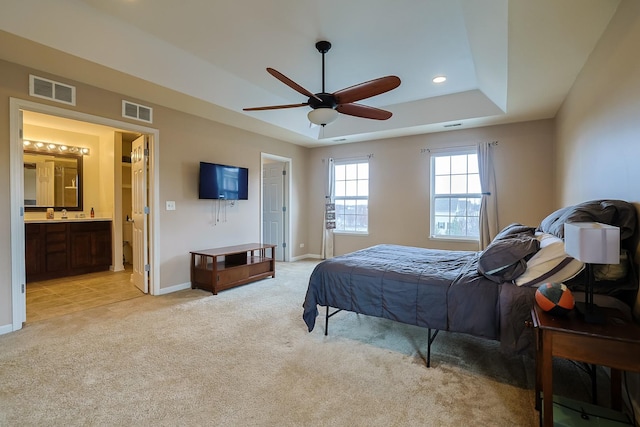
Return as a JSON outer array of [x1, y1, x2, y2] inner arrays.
[[321, 158, 335, 259], [478, 142, 498, 250]]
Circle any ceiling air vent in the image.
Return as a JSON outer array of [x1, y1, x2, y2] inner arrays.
[[122, 100, 153, 123], [29, 75, 76, 105]]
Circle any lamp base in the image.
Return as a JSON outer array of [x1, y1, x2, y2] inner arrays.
[[575, 301, 605, 324]]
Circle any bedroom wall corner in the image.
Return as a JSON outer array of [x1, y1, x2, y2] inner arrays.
[[555, 0, 640, 315], [554, 1, 640, 422]]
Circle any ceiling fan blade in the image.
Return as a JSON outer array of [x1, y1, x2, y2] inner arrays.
[[266, 68, 322, 102], [333, 76, 401, 104], [337, 103, 393, 120], [243, 103, 309, 111]]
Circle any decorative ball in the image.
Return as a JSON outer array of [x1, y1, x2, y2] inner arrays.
[[535, 282, 575, 316]]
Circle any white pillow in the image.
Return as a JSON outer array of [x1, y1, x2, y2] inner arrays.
[[514, 233, 584, 287]]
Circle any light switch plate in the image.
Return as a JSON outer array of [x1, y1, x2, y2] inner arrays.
[[166, 200, 176, 211]]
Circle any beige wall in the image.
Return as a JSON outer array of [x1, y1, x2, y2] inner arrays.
[[555, 0, 640, 417], [308, 119, 557, 256], [0, 59, 309, 327], [556, 0, 640, 314], [152, 107, 309, 287]]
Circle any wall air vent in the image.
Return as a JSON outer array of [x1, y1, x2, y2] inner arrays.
[[122, 100, 153, 123], [29, 75, 76, 105]]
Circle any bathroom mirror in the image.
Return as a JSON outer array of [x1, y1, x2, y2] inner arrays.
[[23, 150, 84, 211]]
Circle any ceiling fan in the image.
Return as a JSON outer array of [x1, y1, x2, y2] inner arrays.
[[243, 41, 401, 126]]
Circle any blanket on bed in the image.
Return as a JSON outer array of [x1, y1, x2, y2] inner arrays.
[[302, 199, 637, 356], [303, 244, 536, 354]]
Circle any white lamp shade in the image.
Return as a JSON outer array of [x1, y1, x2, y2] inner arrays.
[[564, 222, 620, 264], [308, 108, 338, 126]]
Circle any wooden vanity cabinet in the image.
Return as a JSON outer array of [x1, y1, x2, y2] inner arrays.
[[45, 223, 68, 274], [70, 222, 112, 269], [25, 220, 112, 282], [25, 224, 46, 278]]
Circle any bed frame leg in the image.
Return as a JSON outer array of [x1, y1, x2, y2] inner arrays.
[[426, 329, 440, 368], [324, 306, 343, 336], [325, 306, 329, 336]]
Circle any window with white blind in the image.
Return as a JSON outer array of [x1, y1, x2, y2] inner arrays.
[[334, 159, 369, 233], [430, 148, 481, 240]]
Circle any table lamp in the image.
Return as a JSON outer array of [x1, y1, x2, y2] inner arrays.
[[564, 222, 620, 323]]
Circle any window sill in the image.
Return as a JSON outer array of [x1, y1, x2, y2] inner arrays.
[[429, 236, 478, 244], [333, 231, 369, 236]]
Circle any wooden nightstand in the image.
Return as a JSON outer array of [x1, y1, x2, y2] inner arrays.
[[531, 303, 640, 427]]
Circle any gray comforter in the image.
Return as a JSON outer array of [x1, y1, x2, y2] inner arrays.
[[303, 244, 536, 355], [302, 200, 637, 356]]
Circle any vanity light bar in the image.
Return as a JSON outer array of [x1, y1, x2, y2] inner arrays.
[[23, 140, 90, 155]]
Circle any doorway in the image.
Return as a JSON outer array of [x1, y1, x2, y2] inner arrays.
[[9, 98, 160, 331], [261, 153, 291, 262]]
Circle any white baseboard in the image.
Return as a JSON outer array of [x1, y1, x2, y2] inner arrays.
[[290, 253, 322, 262], [0, 323, 16, 336], [157, 282, 191, 295]]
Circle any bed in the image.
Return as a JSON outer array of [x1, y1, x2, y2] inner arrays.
[[302, 199, 637, 366]]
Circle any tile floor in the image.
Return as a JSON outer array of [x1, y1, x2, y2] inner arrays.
[[26, 265, 144, 322]]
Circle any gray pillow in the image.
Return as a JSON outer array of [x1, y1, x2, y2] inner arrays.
[[478, 235, 540, 283], [493, 223, 536, 241], [537, 199, 636, 240]]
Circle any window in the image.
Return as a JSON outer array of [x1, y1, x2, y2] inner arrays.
[[430, 149, 481, 240], [334, 159, 369, 233]]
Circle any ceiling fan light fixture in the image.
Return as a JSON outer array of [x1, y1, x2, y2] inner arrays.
[[308, 107, 338, 126], [244, 41, 400, 127]]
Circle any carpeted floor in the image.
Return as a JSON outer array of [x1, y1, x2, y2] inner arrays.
[[0, 259, 612, 426]]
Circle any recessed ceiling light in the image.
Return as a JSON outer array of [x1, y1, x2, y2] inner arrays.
[[432, 76, 447, 83]]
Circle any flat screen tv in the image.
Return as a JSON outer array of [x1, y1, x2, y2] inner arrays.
[[199, 161, 248, 200]]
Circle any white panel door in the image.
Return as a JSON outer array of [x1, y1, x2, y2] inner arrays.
[[131, 135, 148, 293], [262, 162, 284, 261]]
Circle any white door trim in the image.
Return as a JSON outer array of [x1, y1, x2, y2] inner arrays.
[[260, 152, 292, 262], [9, 97, 161, 331]]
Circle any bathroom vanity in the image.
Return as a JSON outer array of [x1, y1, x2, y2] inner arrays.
[[25, 219, 112, 282]]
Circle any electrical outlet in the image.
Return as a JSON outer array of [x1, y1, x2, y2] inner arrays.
[[300, 243, 305, 248], [166, 200, 176, 211]]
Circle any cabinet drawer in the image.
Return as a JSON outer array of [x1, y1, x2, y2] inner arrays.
[[46, 232, 67, 244], [218, 267, 250, 284], [45, 223, 67, 233], [25, 223, 43, 237], [70, 221, 111, 232], [47, 242, 67, 253], [247, 262, 271, 276]]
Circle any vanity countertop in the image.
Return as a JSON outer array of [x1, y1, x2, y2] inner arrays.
[[24, 217, 113, 224]]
